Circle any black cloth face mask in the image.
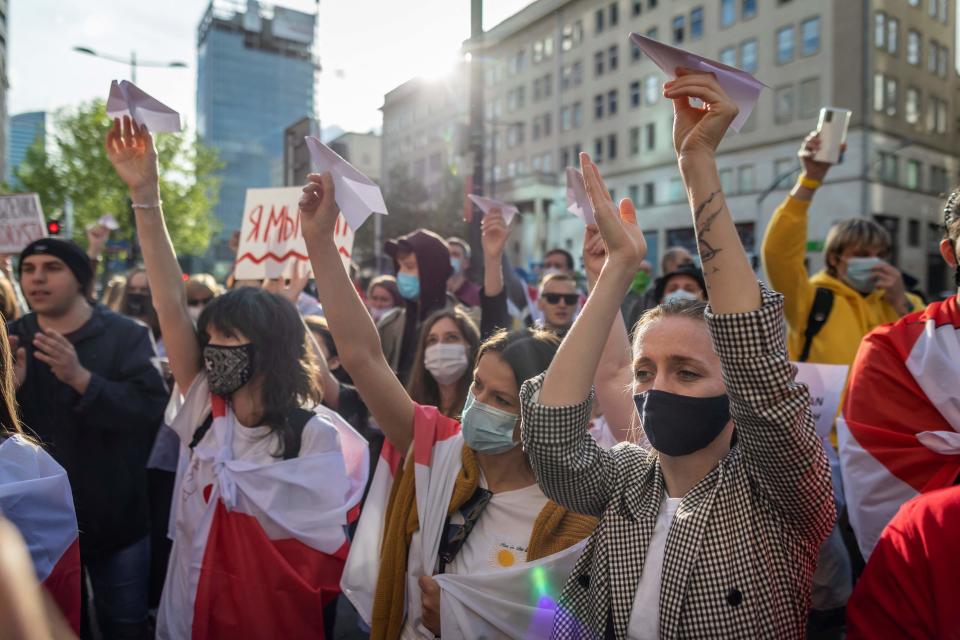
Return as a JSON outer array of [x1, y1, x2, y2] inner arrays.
[[203, 343, 255, 396], [634, 389, 731, 456], [124, 292, 149, 318]]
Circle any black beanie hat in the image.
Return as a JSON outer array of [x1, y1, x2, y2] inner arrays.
[[18, 238, 94, 293]]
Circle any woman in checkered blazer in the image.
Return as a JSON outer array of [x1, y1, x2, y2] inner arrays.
[[519, 71, 837, 639]]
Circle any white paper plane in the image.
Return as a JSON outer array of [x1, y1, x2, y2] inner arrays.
[[467, 194, 518, 225], [305, 136, 388, 231], [565, 168, 596, 225], [106, 80, 182, 133], [98, 214, 119, 230], [629, 33, 766, 133]]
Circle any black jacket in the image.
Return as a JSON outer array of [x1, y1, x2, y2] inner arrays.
[[10, 305, 169, 557]]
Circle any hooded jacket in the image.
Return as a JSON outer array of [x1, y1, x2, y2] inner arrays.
[[762, 194, 923, 365], [383, 229, 453, 381]]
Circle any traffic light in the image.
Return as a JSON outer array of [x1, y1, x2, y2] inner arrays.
[[46, 220, 61, 235]]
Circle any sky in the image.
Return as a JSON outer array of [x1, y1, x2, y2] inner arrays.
[[7, 0, 533, 137]]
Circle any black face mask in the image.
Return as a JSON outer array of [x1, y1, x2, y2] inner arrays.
[[124, 292, 149, 317], [203, 343, 255, 396], [634, 390, 731, 456]]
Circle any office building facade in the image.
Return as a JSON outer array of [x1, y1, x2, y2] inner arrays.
[[6, 111, 45, 188], [384, 0, 959, 294], [197, 0, 318, 260]]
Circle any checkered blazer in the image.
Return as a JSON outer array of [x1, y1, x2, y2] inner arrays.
[[520, 286, 835, 639]]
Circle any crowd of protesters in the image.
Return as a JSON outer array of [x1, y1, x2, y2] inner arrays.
[[0, 68, 956, 640]]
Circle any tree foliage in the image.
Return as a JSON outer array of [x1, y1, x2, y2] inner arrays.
[[9, 100, 221, 256], [353, 165, 468, 265]]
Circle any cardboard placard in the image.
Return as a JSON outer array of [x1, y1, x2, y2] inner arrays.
[[0, 194, 46, 253], [234, 187, 353, 280], [793, 362, 849, 438]]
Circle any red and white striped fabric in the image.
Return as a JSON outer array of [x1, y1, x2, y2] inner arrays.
[[0, 435, 80, 633], [158, 374, 368, 640], [341, 404, 463, 637], [838, 294, 960, 559]]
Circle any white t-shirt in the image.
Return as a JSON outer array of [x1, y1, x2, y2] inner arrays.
[[626, 495, 681, 640], [399, 476, 549, 639]]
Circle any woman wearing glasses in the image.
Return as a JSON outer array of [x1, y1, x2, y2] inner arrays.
[[520, 71, 835, 638], [298, 172, 634, 638]]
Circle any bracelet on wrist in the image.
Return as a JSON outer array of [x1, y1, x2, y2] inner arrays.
[[798, 174, 822, 190], [131, 200, 162, 209]]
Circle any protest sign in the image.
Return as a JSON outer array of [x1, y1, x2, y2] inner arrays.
[[0, 194, 46, 253], [234, 187, 353, 280], [793, 362, 849, 438]]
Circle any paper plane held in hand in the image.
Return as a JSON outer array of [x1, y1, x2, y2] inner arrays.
[[106, 80, 182, 133], [467, 194, 518, 225], [305, 137, 387, 231], [566, 168, 596, 225]]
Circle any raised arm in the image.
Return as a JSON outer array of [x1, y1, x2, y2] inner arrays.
[[105, 117, 199, 392], [666, 70, 834, 538], [479, 209, 511, 338], [299, 173, 416, 453]]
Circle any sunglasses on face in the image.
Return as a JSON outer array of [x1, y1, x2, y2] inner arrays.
[[542, 293, 579, 306], [187, 297, 212, 307]]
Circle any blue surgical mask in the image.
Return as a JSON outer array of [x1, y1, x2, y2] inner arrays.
[[397, 272, 420, 300], [663, 289, 699, 304], [460, 391, 519, 454], [450, 257, 463, 275], [843, 257, 882, 294]]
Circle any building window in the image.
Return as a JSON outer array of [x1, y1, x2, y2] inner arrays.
[[874, 12, 886, 50], [720, 168, 735, 194], [878, 151, 899, 184], [690, 7, 704, 39], [719, 46, 736, 66], [906, 88, 921, 125], [908, 0, 919, 6], [561, 106, 572, 131], [885, 77, 898, 116], [799, 77, 820, 118], [630, 127, 640, 154], [609, 45, 619, 71], [931, 165, 948, 193], [774, 84, 795, 123], [573, 102, 583, 127], [668, 177, 684, 203], [721, 0, 735, 27], [742, 0, 757, 19], [630, 80, 641, 107], [594, 50, 604, 76], [594, 137, 604, 162], [929, 0, 937, 18], [938, 0, 948, 22], [595, 8, 605, 33], [608, 134, 618, 160], [774, 158, 795, 178], [873, 73, 884, 112], [610, 2, 619, 26], [907, 30, 921, 65], [643, 182, 656, 205], [608, 89, 618, 115], [649, 0, 658, 8], [672, 15, 685, 43], [594, 94, 604, 120], [644, 75, 659, 104], [928, 40, 938, 74], [906, 160, 922, 190], [647, 26, 659, 40], [801, 17, 820, 56], [629, 184, 640, 203], [738, 165, 755, 193], [631, 42, 642, 62], [644, 123, 656, 150], [632, 1, 642, 17], [740, 39, 758, 72], [561, 20, 583, 51], [908, 219, 920, 247], [886, 17, 898, 54], [937, 44, 948, 78], [776, 26, 795, 64]]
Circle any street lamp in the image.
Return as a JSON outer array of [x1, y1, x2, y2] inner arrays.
[[73, 46, 188, 84]]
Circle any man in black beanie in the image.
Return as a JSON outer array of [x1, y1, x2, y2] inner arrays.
[[8, 237, 168, 640]]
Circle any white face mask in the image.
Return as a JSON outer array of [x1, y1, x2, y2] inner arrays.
[[369, 306, 390, 322], [187, 305, 202, 324], [663, 288, 699, 303], [424, 343, 470, 385]]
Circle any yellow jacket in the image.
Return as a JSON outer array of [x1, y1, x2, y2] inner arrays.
[[762, 194, 923, 366]]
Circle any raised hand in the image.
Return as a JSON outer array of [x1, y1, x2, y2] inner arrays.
[[481, 208, 510, 259], [579, 153, 646, 275], [262, 261, 309, 304], [298, 173, 340, 244], [665, 68, 739, 161], [86, 223, 110, 259], [797, 132, 842, 182], [582, 224, 606, 286], [105, 116, 160, 202]]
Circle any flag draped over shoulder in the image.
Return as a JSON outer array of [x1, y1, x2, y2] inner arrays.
[[0, 435, 80, 633], [160, 398, 369, 640], [838, 295, 960, 559], [435, 538, 587, 640]]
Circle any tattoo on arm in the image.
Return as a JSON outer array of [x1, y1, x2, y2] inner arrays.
[[698, 238, 722, 263], [693, 190, 721, 222], [693, 192, 725, 264], [696, 206, 722, 236]]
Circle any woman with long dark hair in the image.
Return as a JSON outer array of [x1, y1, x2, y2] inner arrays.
[[105, 116, 367, 640], [405, 308, 480, 419]]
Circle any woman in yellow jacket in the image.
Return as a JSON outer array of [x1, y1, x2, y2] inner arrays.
[[762, 132, 923, 366]]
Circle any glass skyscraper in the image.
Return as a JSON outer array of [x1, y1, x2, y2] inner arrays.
[[196, 0, 316, 261], [6, 111, 45, 188]]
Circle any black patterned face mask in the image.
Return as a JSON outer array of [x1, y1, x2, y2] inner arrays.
[[203, 343, 255, 396]]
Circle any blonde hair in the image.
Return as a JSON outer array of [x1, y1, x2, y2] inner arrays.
[[539, 272, 577, 292], [186, 273, 222, 298], [0, 274, 19, 321], [823, 219, 891, 277]]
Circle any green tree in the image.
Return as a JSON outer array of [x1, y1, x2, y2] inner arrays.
[[353, 165, 467, 264], [10, 100, 221, 257]]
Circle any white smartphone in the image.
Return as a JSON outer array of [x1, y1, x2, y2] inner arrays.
[[814, 107, 852, 164]]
